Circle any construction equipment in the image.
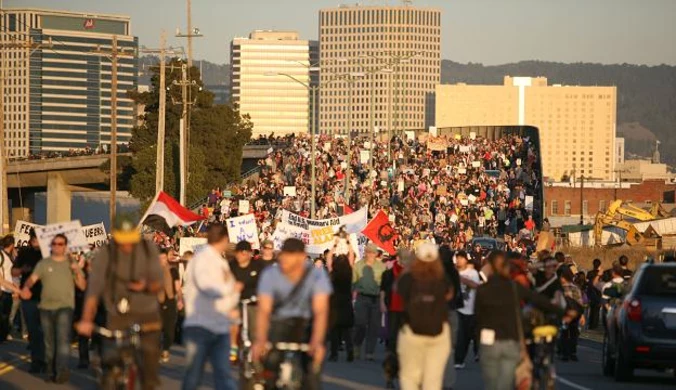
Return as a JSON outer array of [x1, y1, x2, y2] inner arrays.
[[594, 212, 645, 246], [594, 199, 665, 247]]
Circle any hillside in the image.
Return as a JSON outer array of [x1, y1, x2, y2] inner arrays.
[[138, 56, 230, 86], [441, 60, 676, 164]]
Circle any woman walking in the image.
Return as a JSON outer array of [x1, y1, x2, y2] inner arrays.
[[475, 251, 577, 390], [327, 253, 355, 361], [396, 242, 453, 390]]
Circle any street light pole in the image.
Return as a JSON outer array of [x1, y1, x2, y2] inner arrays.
[[310, 85, 317, 219], [346, 79, 353, 201]]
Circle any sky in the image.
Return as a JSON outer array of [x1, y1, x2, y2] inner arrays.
[[6, 0, 676, 66]]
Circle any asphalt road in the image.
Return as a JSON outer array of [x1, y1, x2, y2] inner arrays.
[[0, 336, 673, 389]]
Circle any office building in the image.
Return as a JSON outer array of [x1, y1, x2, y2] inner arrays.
[[0, 8, 138, 157], [318, 4, 441, 134], [436, 77, 617, 181], [230, 30, 314, 136]]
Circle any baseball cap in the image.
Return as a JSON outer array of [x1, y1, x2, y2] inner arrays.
[[112, 215, 140, 245]]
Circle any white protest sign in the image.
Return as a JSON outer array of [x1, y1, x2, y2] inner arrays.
[[283, 186, 297, 197], [468, 194, 477, 204], [238, 200, 250, 214], [364, 141, 371, 150], [397, 180, 405, 192], [323, 142, 332, 152], [267, 147, 273, 155], [226, 214, 260, 249], [460, 199, 469, 206], [36, 220, 89, 258], [525, 195, 534, 211], [14, 220, 39, 248], [458, 168, 467, 175], [280, 207, 367, 235], [459, 145, 471, 153], [429, 126, 438, 137], [81, 223, 107, 248], [360, 150, 370, 164], [472, 161, 481, 168], [179, 237, 207, 256], [405, 131, 415, 141], [517, 158, 522, 166], [470, 132, 477, 140]]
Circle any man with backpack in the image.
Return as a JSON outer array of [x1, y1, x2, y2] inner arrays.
[[76, 217, 164, 390], [253, 238, 332, 390]]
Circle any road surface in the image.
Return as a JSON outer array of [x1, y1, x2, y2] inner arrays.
[[0, 336, 673, 389]]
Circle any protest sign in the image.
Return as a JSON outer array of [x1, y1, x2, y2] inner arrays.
[[360, 150, 370, 164], [458, 145, 471, 153], [460, 198, 469, 206], [323, 142, 332, 152], [238, 200, 250, 214], [472, 161, 481, 168], [226, 214, 260, 249], [427, 137, 447, 152], [429, 126, 438, 137], [14, 220, 39, 248], [458, 168, 467, 175], [36, 220, 89, 258], [81, 223, 107, 247], [405, 131, 415, 141], [470, 132, 477, 140], [517, 158, 522, 166], [179, 237, 207, 256], [222, 190, 232, 198], [283, 186, 297, 197], [397, 180, 405, 192], [525, 195, 534, 211], [280, 207, 367, 234], [468, 194, 477, 204], [436, 185, 448, 196]]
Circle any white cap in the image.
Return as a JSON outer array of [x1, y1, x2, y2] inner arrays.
[[415, 242, 439, 263]]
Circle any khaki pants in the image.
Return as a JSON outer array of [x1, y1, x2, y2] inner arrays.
[[397, 323, 451, 390]]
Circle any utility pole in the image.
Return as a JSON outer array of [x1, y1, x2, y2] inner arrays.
[[140, 32, 180, 194], [91, 36, 134, 225], [171, 63, 197, 205], [580, 175, 585, 225], [0, 33, 52, 233]]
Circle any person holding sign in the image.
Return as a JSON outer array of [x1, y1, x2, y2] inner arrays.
[[20, 234, 87, 383], [12, 229, 47, 374]]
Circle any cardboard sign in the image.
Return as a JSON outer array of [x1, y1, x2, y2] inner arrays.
[[226, 214, 260, 249], [222, 190, 232, 198], [470, 131, 477, 140], [398, 180, 405, 192], [472, 161, 481, 168], [429, 126, 438, 137], [14, 220, 39, 248], [81, 223, 107, 248], [427, 137, 447, 152], [323, 142, 332, 152], [179, 237, 207, 256], [360, 150, 370, 164], [458, 168, 467, 175], [405, 131, 415, 141], [36, 220, 89, 258], [458, 145, 471, 153], [283, 186, 297, 197], [468, 194, 477, 204], [238, 200, 250, 214], [436, 185, 448, 196]]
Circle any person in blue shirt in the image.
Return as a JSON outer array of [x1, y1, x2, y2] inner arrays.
[[253, 238, 332, 390]]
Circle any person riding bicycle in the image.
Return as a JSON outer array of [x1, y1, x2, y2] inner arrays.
[[229, 240, 266, 362], [253, 238, 332, 390], [76, 216, 164, 390]]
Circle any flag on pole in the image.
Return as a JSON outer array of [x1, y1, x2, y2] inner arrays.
[[139, 191, 204, 234], [361, 210, 397, 255]]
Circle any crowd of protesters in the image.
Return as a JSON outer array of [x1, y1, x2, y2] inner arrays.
[[0, 129, 650, 390]]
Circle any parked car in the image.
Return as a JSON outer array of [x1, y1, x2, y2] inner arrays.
[[469, 236, 505, 254], [602, 262, 676, 381]]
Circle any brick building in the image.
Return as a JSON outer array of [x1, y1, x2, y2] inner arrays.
[[544, 180, 676, 224]]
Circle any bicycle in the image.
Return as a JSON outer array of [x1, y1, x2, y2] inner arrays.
[[530, 325, 558, 390], [239, 296, 262, 390], [261, 342, 311, 390], [93, 322, 161, 390]]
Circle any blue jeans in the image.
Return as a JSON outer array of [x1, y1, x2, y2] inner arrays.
[[182, 326, 233, 390], [479, 340, 520, 390], [22, 300, 45, 367], [40, 307, 73, 377], [353, 294, 380, 355]]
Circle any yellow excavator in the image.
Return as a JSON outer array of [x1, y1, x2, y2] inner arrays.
[[594, 200, 665, 247]]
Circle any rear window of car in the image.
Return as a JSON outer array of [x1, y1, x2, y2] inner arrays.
[[637, 267, 676, 296]]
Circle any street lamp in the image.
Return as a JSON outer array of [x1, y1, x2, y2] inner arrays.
[[265, 70, 344, 219], [341, 71, 365, 201]]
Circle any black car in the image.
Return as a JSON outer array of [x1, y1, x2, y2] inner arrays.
[[602, 262, 676, 381]]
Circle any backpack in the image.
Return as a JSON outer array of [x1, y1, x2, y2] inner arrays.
[[406, 277, 447, 336]]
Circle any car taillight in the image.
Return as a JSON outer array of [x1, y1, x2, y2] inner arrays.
[[625, 299, 642, 322]]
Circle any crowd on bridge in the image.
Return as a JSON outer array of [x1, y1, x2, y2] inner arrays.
[[0, 130, 647, 390]]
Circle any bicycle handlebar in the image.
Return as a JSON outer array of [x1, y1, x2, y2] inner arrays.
[[241, 296, 257, 305], [265, 342, 310, 352], [93, 322, 162, 340]]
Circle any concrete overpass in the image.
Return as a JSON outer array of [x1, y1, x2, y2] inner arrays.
[[6, 145, 272, 225]]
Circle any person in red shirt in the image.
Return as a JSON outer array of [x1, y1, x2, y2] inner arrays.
[[380, 251, 412, 354], [524, 215, 536, 232]]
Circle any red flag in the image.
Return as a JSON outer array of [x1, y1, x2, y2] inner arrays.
[[361, 210, 397, 255], [343, 204, 354, 215]]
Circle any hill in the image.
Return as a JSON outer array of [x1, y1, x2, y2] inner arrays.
[[441, 60, 676, 164]]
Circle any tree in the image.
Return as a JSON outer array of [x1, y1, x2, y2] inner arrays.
[[127, 59, 251, 207]]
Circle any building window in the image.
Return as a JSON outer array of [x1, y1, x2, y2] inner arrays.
[[582, 200, 589, 216], [551, 200, 559, 215], [564, 201, 572, 216], [599, 200, 607, 212]]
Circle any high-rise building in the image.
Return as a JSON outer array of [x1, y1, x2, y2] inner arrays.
[[0, 8, 138, 157], [436, 77, 617, 181], [318, 4, 441, 135], [230, 30, 315, 136]]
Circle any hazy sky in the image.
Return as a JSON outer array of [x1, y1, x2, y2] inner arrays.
[[7, 0, 676, 65]]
